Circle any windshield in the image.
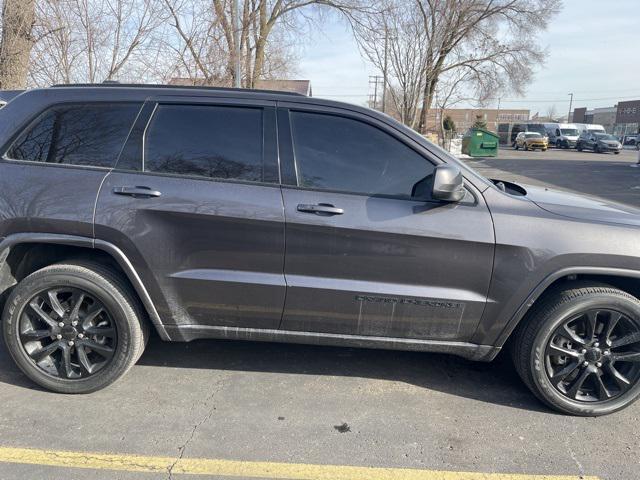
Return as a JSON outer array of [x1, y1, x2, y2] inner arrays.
[[560, 129, 578, 136], [595, 134, 617, 141], [525, 132, 542, 138]]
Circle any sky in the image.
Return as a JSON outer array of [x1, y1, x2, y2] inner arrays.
[[297, 0, 640, 117]]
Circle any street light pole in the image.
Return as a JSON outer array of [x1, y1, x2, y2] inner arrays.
[[567, 93, 573, 122], [234, 0, 241, 88]]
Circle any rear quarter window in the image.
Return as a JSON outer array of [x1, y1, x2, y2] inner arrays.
[[4, 103, 141, 168]]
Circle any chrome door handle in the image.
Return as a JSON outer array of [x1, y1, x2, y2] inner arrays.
[[297, 203, 344, 216], [113, 186, 162, 198]]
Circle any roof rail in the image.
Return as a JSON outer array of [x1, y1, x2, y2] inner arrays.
[[49, 82, 304, 97]]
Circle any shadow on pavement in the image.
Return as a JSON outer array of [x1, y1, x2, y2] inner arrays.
[[133, 336, 548, 413]]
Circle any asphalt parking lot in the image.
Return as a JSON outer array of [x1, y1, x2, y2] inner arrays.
[[1, 147, 639, 480]]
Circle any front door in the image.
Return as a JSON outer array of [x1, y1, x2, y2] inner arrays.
[[94, 97, 286, 331], [277, 105, 495, 341]]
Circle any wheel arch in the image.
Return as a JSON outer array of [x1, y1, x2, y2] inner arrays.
[[0, 233, 170, 340], [496, 267, 640, 348]]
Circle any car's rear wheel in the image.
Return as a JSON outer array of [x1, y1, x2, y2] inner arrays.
[[577, 144, 583, 151], [2, 261, 148, 393], [512, 283, 640, 416]]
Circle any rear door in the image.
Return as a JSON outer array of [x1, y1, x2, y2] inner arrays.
[[277, 105, 495, 341], [94, 96, 286, 332], [0, 101, 141, 239]]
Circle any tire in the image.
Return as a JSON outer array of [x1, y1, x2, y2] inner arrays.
[[524, 144, 529, 151], [577, 144, 583, 152], [614, 151, 620, 155], [594, 145, 600, 154], [515, 144, 519, 150], [2, 261, 148, 393], [512, 283, 640, 416]]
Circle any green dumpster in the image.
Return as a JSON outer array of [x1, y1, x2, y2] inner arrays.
[[461, 128, 499, 157]]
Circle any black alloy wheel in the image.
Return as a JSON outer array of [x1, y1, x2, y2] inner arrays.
[[544, 308, 640, 403], [3, 262, 147, 393], [18, 287, 117, 379]]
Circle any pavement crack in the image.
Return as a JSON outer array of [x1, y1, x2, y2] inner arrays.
[[167, 381, 224, 479]]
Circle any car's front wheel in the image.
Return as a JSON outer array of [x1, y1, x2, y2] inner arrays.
[[512, 283, 640, 416], [2, 261, 148, 393]]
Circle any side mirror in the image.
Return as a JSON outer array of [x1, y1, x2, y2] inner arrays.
[[432, 164, 465, 202]]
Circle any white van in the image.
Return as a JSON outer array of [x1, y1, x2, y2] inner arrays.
[[544, 123, 580, 148]]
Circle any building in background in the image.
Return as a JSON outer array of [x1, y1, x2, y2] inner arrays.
[[424, 108, 530, 133], [614, 100, 640, 136], [572, 99, 640, 135]]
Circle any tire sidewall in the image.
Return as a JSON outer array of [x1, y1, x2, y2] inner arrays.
[[530, 294, 640, 416], [3, 269, 135, 393]]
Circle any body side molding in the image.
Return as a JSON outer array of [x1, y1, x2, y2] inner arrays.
[[166, 324, 500, 361]]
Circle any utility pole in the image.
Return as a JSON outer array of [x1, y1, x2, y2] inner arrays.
[[368, 75, 383, 110], [567, 93, 574, 122], [234, 0, 241, 88]]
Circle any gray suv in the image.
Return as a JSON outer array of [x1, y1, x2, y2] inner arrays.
[[1, 85, 640, 417]]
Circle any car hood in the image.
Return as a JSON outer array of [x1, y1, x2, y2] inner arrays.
[[522, 184, 640, 227]]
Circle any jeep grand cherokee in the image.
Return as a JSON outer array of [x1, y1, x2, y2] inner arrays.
[[1, 84, 639, 416]]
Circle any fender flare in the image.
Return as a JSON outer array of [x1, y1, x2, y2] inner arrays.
[[0, 233, 170, 340], [495, 266, 640, 347]]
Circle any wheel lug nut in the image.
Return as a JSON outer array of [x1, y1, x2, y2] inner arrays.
[[68, 340, 74, 346], [58, 322, 65, 328], [583, 361, 589, 367], [71, 321, 78, 327], [604, 350, 610, 355], [56, 334, 62, 340], [596, 362, 602, 368], [78, 333, 84, 339], [594, 342, 600, 348], [581, 349, 587, 354]]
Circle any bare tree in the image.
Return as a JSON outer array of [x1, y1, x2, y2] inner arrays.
[[0, 0, 37, 89], [546, 103, 558, 120], [29, 0, 164, 86], [351, 0, 561, 132], [161, 0, 369, 87]]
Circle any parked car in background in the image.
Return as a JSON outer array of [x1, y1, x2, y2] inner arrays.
[[544, 123, 580, 148], [574, 123, 606, 139], [621, 134, 638, 147], [515, 131, 548, 151], [577, 132, 623, 154]]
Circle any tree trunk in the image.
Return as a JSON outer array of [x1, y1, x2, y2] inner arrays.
[[418, 75, 437, 134], [0, 0, 36, 89]]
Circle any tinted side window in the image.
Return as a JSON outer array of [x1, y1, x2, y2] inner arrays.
[[144, 105, 264, 182], [290, 111, 435, 198], [6, 103, 140, 168]]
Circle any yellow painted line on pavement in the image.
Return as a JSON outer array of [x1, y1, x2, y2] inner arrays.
[[0, 446, 598, 480]]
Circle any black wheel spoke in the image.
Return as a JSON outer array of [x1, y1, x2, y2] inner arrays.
[[605, 364, 631, 388], [20, 329, 52, 341], [58, 345, 75, 379], [18, 286, 117, 380], [76, 344, 94, 374], [84, 326, 115, 338], [548, 343, 580, 358], [585, 311, 598, 341], [566, 368, 591, 399], [28, 301, 58, 329], [612, 352, 640, 363], [81, 339, 114, 357], [30, 340, 60, 362], [611, 332, 640, 349], [604, 312, 622, 343], [47, 290, 66, 318], [561, 324, 586, 345], [69, 292, 85, 321], [594, 372, 612, 400], [550, 361, 580, 382]]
